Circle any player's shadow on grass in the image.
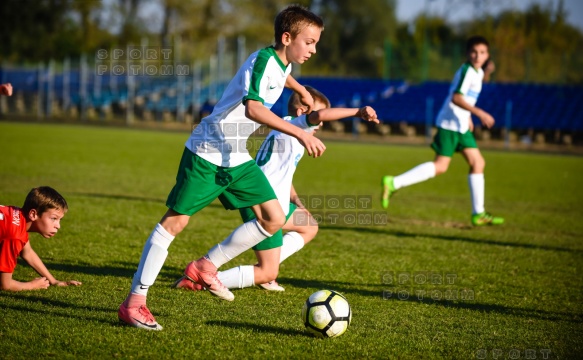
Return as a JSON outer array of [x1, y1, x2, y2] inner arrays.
[[18, 259, 133, 277], [279, 277, 582, 324], [0, 293, 114, 325], [23, 259, 186, 280], [276, 277, 383, 298], [205, 320, 307, 337], [71, 192, 166, 204], [320, 225, 579, 253], [71, 192, 226, 210], [382, 292, 583, 324]]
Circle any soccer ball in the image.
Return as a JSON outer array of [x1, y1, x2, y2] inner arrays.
[[301, 289, 352, 338]]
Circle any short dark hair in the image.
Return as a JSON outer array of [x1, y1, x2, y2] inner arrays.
[[287, 85, 330, 114], [274, 4, 324, 48], [466, 35, 489, 53], [21, 186, 68, 217]]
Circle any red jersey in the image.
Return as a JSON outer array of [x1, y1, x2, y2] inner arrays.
[[0, 205, 29, 273]]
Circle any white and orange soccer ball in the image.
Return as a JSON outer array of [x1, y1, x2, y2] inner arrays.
[[301, 289, 352, 338]]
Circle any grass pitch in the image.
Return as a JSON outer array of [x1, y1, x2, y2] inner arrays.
[[0, 122, 581, 359]]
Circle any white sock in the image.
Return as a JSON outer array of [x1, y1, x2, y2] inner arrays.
[[393, 162, 436, 190], [279, 232, 305, 263], [217, 265, 255, 289], [131, 223, 175, 296], [206, 219, 272, 268], [468, 173, 485, 215]]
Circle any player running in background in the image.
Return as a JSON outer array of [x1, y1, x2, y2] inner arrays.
[[118, 4, 325, 331], [381, 35, 503, 226], [0, 186, 82, 291], [174, 86, 378, 293]]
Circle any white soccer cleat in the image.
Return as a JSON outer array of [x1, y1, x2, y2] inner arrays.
[[259, 281, 285, 291]]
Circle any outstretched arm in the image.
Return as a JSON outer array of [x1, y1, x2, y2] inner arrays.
[[246, 100, 326, 158], [20, 242, 82, 287], [308, 106, 379, 125], [0, 271, 50, 291]]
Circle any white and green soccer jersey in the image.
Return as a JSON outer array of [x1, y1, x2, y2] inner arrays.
[[255, 115, 318, 216], [186, 46, 292, 167], [436, 62, 484, 133]]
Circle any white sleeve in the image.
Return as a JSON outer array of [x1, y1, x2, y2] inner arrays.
[[288, 115, 318, 130], [454, 65, 483, 96]]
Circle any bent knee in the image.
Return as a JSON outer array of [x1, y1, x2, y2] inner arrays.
[[264, 269, 279, 282], [476, 159, 486, 172], [434, 164, 448, 176], [470, 158, 486, 173], [433, 157, 450, 175], [260, 214, 286, 235], [303, 223, 319, 242], [255, 268, 279, 284], [160, 216, 189, 236]]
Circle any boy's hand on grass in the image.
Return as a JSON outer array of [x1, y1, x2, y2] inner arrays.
[[32, 277, 50, 289], [51, 280, 83, 287]]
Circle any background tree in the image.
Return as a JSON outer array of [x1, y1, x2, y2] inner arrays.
[[463, 2, 583, 83], [0, 0, 581, 83], [305, 0, 397, 77]]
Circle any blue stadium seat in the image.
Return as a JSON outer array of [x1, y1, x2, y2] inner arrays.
[[2, 67, 582, 133]]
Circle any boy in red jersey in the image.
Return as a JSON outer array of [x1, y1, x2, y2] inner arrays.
[[0, 186, 82, 291]]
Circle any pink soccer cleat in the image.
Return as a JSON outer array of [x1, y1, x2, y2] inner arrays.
[[173, 275, 204, 291], [118, 299, 163, 331], [184, 258, 234, 301]]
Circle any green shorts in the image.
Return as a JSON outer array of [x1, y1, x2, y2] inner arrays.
[[239, 203, 297, 251], [431, 128, 478, 157], [166, 148, 277, 216]]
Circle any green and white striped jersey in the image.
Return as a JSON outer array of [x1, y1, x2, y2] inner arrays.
[[186, 46, 292, 167], [436, 62, 484, 133], [255, 115, 318, 216]]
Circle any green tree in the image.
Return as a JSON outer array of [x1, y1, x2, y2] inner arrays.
[[156, 0, 289, 62], [0, 0, 74, 62], [304, 0, 397, 77], [386, 1, 583, 84], [464, 2, 583, 83], [1, 0, 581, 83], [0, 0, 114, 62], [391, 15, 464, 82]]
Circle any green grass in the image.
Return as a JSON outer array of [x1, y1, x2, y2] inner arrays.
[[0, 121, 582, 359]]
